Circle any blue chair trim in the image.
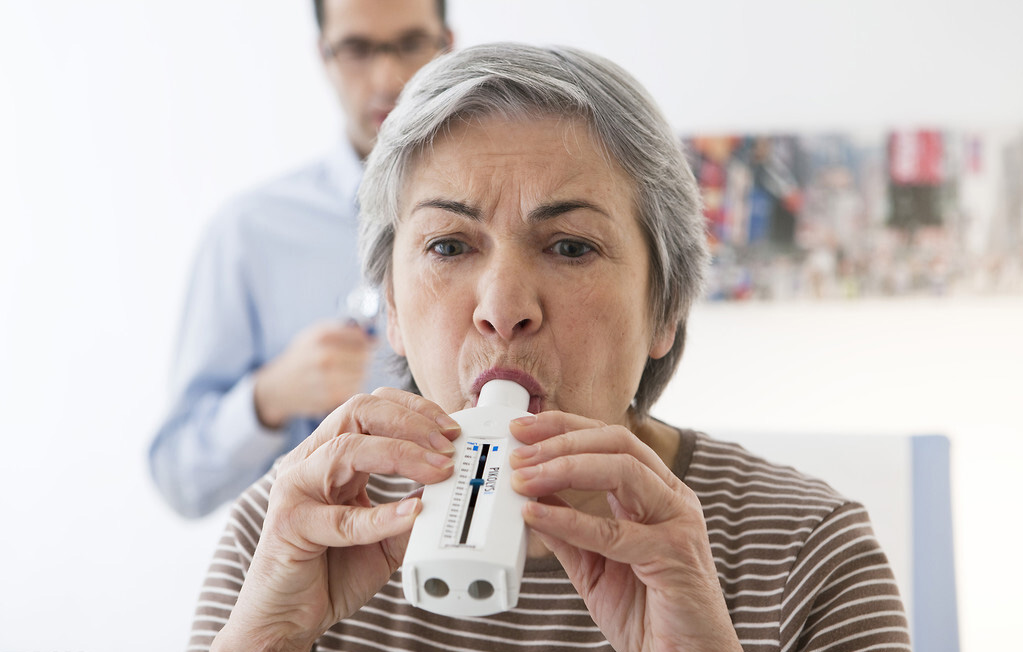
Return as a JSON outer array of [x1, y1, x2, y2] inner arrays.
[[912, 434, 960, 652]]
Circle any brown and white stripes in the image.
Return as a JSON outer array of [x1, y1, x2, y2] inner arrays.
[[188, 429, 911, 651]]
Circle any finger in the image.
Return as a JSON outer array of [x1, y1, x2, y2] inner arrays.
[[364, 388, 462, 451], [517, 494, 589, 577], [321, 344, 372, 366], [296, 432, 455, 499], [512, 452, 682, 524], [527, 516, 585, 572], [319, 321, 375, 343], [321, 336, 375, 360], [510, 423, 668, 480], [287, 392, 459, 465], [371, 387, 461, 440], [508, 410, 605, 445], [522, 499, 658, 567], [279, 497, 423, 552]]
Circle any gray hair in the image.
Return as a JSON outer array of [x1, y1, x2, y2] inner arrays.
[[358, 42, 708, 417]]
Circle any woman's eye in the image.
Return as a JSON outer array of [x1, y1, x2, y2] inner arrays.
[[429, 239, 467, 257], [551, 239, 593, 258]]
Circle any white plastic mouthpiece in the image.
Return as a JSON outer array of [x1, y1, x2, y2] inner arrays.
[[477, 378, 530, 412]]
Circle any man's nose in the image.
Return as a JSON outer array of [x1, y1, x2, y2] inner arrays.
[[368, 50, 408, 94], [472, 251, 543, 341]]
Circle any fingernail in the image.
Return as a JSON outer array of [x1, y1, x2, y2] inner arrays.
[[429, 430, 455, 454], [513, 444, 538, 459], [396, 498, 418, 516], [436, 414, 461, 433], [526, 501, 549, 518], [514, 464, 541, 480], [426, 451, 454, 469], [512, 414, 537, 426]]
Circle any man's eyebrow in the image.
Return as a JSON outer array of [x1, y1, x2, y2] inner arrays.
[[336, 28, 431, 46], [412, 198, 482, 220], [528, 200, 608, 222]]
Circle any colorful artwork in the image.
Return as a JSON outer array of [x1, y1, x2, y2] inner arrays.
[[683, 129, 1023, 301]]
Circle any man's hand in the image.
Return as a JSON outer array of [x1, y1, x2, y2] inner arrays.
[[254, 321, 376, 429]]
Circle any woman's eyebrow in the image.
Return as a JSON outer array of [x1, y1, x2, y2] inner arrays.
[[528, 200, 608, 222], [412, 198, 482, 220], [411, 198, 607, 222]]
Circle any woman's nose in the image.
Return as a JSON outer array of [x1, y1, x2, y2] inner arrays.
[[472, 252, 543, 341]]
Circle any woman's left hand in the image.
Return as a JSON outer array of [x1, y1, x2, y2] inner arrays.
[[509, 412, 742, 652]]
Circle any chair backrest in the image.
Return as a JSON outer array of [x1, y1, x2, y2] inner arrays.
[[720, 432, 959, 652]]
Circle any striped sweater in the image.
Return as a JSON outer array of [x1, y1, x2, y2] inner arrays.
[[189, 429, 911, 651]]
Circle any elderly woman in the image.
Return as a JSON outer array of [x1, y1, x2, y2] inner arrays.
[[193, 44, 910, 651]]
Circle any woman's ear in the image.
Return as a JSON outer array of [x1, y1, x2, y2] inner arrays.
[[649, 322, 678, 360], [385, 282, 406, 356]]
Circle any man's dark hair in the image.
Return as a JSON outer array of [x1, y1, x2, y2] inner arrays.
[[313, 0, 447, 32]]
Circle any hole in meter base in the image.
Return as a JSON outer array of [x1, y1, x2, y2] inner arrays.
[[424, 578, 449, 598], [468, 580, 494, 600]]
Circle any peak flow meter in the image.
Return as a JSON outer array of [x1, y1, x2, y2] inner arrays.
[[402, 379, 533, 616]]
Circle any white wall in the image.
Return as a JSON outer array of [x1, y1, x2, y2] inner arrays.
[[1, 1, 1020, 650]]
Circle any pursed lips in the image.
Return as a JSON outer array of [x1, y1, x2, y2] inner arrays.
[[471, 367, 546, 414]]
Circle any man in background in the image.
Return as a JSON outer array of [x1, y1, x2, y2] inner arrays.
[[149, 0, 453, 518]]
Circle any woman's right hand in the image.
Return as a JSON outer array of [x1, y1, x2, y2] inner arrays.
[[212, 388, 460, 652]]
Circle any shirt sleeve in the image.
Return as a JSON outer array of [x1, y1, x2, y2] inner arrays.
[[779, 502, 912, 651], [149, 211, 290, 519]]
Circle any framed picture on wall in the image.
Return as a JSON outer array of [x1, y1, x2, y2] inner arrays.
[[683, 128, 1023, 301]]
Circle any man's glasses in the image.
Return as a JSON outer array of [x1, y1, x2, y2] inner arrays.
[[322, 32, 449, 70]]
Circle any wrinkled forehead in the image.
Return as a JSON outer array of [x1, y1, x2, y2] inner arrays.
[[394, 110, 629, 212]]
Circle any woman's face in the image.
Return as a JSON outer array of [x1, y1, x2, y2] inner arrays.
[[387, 115, 675, 426]]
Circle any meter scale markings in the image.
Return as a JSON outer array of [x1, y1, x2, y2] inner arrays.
[[441, 440, 504, 548]]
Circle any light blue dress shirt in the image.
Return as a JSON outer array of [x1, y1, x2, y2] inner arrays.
[[149, 141, 400, 518]]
